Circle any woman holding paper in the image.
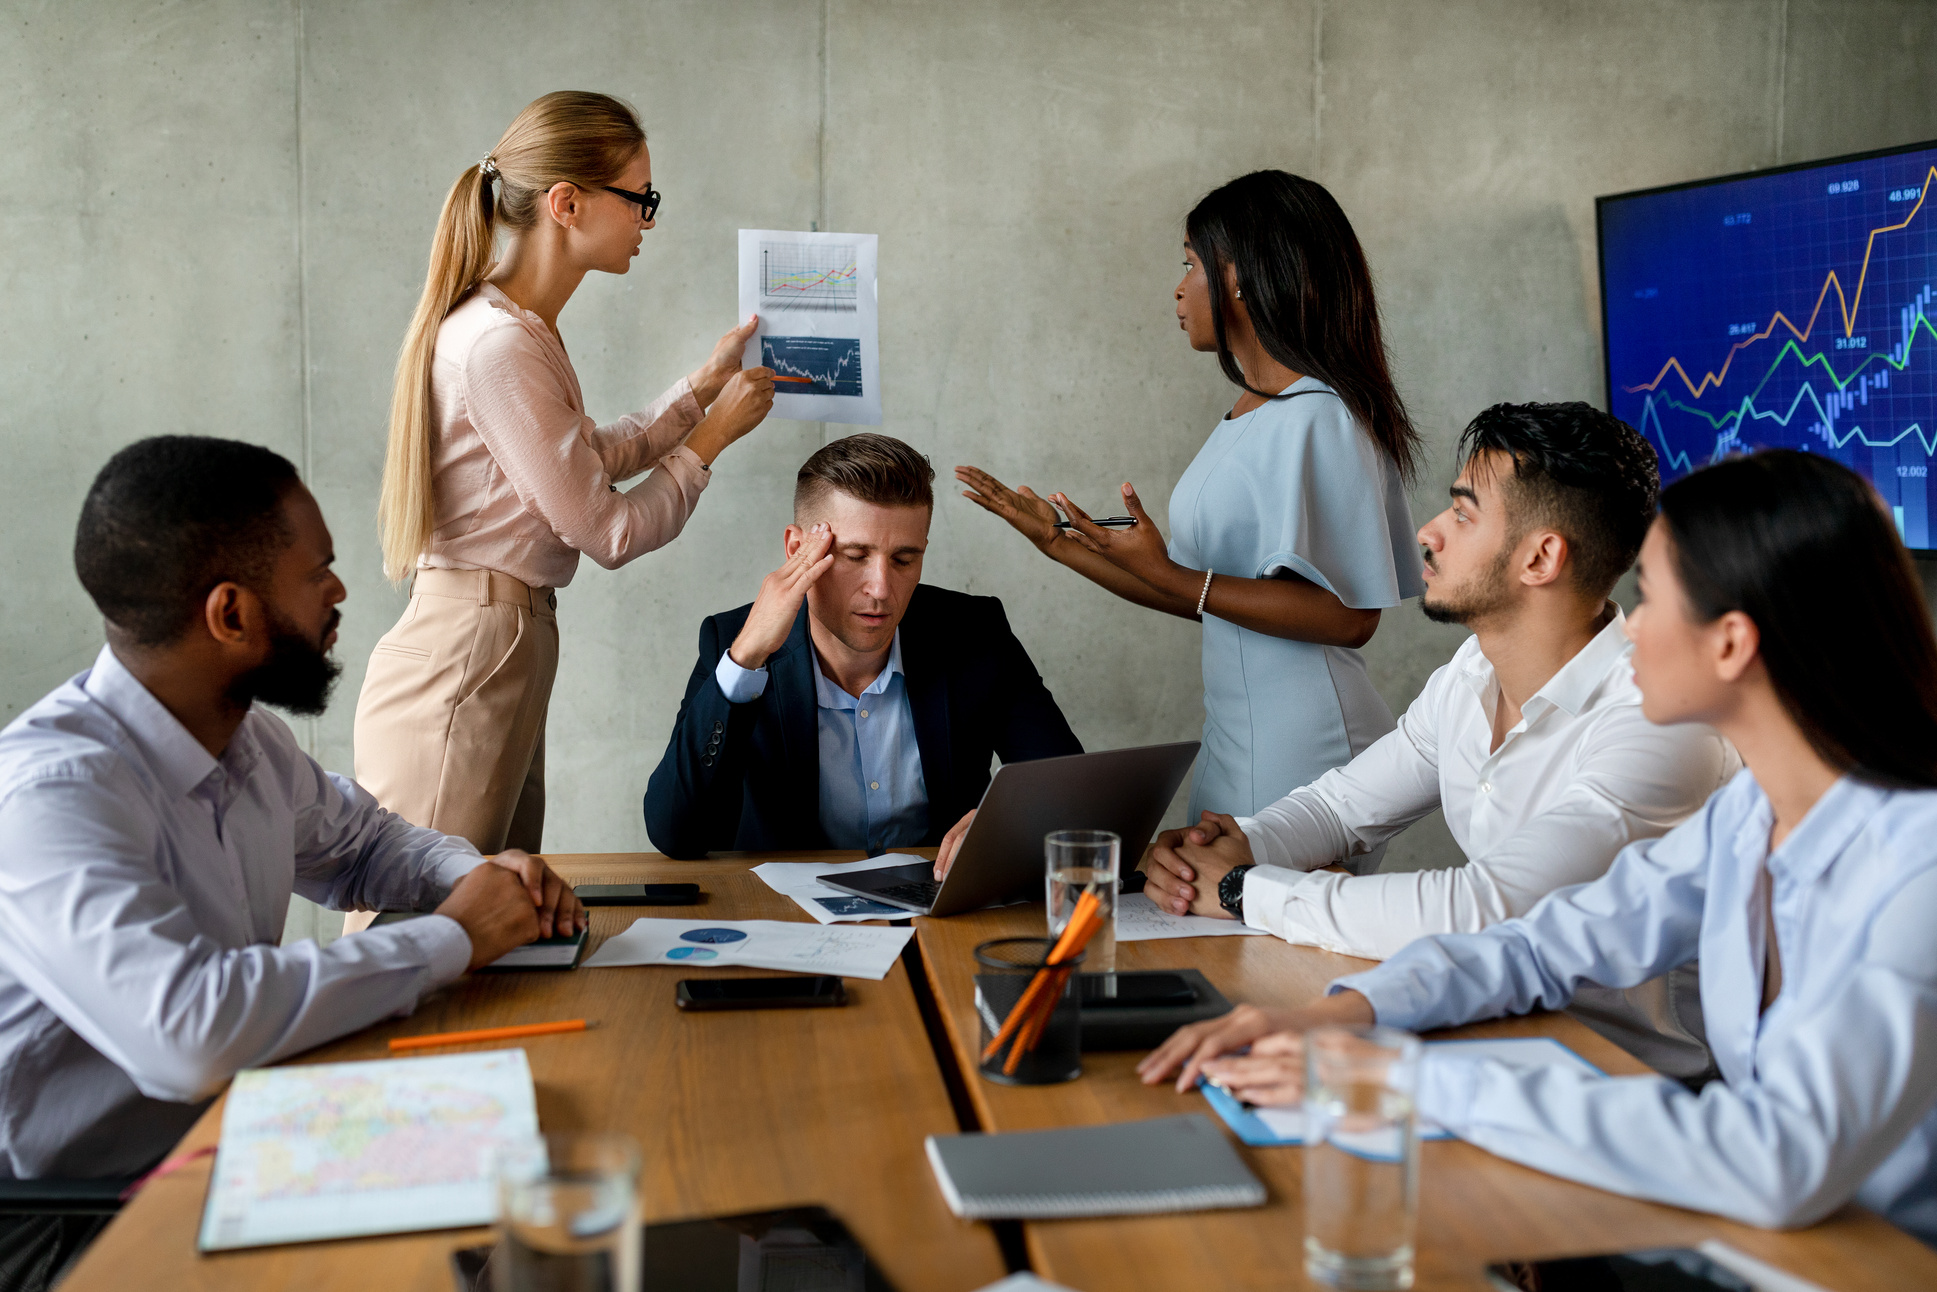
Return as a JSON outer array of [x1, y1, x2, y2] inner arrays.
[[355, 91, 776, 866], [957, 170, 1423, 824]]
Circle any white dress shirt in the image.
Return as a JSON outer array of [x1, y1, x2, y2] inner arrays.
[[1235, 612, 1738, 959], [0, 647, 483, 1179], [1335, 772, 1937, 1244], [715, 632, 930, 852]]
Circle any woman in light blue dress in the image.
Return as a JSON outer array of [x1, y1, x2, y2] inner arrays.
[[958, 171, 1423, 821]]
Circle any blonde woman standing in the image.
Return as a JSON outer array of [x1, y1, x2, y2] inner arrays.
[[354, 91, 774, 865]]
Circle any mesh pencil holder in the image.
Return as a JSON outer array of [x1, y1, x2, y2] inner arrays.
[[973, 937, 1085, 1086]]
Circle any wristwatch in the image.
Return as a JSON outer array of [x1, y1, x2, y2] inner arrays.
[[1217, 864, 1255, 921]]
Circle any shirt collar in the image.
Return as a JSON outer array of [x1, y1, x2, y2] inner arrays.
[[1530, 607, 1632, 717], [80, 644, 265, 799], [1760, 774, 1888, 889], [811, 631, 904, 711]]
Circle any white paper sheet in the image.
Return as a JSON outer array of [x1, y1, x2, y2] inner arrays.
[[581, 918, 914, 980], [751, 853, 927, 924], [1114, 891, 1273, 942], [197, 1050, 539, 1250], [739, 229, 881, 426]]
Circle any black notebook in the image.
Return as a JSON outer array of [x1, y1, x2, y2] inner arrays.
[[925, 1114, 1266, 1220]]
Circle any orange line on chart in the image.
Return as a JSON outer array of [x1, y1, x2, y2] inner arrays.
[[1625, 165, 1937, 400]]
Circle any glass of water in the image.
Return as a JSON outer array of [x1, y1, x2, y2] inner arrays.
[[1045, 828, 1120, 976], [495, 1132, 642, 1292], [1303, 1026, 1422, 1290]]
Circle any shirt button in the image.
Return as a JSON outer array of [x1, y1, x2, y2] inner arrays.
[[870, 781, 880, 791], [1480, 781, 1492, 793], [860, 709, 869, 718]]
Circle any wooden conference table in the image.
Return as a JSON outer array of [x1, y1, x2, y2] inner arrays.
[[61, 852, 1937, 1292]]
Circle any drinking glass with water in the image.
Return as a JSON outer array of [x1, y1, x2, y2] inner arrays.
[[1045, 828, 1119, 976], [495, 1132, 642, 1292], [1303, 1026, 1421, 1290]]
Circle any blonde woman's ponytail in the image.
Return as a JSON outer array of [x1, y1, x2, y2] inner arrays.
[[379, 163, 496, 582], [377, 92, 647, 584]]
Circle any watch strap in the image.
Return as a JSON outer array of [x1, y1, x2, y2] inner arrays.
[[1218, 864, 1255, 920]]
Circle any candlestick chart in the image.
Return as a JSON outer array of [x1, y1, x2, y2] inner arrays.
[[1599, 142, 1937, 547]]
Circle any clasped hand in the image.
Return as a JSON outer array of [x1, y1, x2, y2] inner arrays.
[[433, 849, 586, 972], [1141, 810, 1254, 917]]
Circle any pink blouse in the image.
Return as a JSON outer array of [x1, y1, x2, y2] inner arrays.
[[419, 283, 710, 589]]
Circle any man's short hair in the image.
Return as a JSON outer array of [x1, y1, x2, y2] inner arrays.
[[74, 435, 302, 647], [794, 433, 936, 520], [1456, 402, 1659, 598]]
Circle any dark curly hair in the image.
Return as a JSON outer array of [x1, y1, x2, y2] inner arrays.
[[1660, 450, 1937, 788], [74, 436, 301, 647], [1456, 401, 1659, 598]]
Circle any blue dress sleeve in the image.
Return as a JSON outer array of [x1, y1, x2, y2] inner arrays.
[[1250, 390, 1425, 609]]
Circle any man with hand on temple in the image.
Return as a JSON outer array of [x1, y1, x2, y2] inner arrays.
[[0, 437, 580, 1289], [645, 433, 1081, 867], [1140, 403, 1736, 1078]]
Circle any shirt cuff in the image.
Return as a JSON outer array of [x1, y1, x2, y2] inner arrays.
[[714, 650, 770, 704], [665, 444, 712, 485], [1240, 863, 1305, 934], [389, 912, 475, 986], [1327, 961, 1429, 1030]]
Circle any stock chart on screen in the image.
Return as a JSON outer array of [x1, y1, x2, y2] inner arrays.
[[1599, 139, 1937, 548]]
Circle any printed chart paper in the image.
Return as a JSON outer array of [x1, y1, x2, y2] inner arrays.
[[1114, 892, 1272, 942], [582, 917, 913, 979], [198, 1050, 539, 1250], [1201, 1036, 1604, 1147], [738, 229, 881, 425]]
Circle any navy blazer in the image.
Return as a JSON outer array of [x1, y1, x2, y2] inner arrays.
[[643, 584, 1082, 859]]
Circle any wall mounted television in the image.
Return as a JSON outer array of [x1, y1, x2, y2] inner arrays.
[[1598, 138, 1937, 549]]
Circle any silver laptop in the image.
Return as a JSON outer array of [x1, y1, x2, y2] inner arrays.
[[819, 741, 1200, 917]]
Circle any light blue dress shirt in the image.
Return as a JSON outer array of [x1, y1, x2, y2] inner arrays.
[[0, 647, 483, 1178], [1167, 377, 1425, 819], [1334, 770, 1937, 1243], [714, 631, 930, 853]]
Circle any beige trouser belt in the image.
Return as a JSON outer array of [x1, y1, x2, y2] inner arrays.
[[411, 566, 556, 618]]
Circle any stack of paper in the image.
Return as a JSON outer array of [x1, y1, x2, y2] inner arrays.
[[751, 854, 928, 923], [582, 918, 914, 980], [198, 1050, 539, 1250]]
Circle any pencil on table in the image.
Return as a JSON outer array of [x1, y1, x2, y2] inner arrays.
[[389, 1019, 588, 1052]]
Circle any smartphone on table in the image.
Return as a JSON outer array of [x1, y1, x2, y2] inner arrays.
[[675, 975, 848, 1011], [573, 882, 701, 906]]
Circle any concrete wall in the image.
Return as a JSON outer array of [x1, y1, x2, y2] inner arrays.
[[5, 1, 1935, 941]]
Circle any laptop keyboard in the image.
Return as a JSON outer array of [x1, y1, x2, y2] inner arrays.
[[871, 880, 942, 906]]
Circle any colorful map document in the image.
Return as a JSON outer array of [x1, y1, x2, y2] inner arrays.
[[197, 1049, 539, 1251]]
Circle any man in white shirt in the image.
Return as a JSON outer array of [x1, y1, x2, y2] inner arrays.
[[0, 437, 581, 1288], [1140, 402, 1736, 1075]]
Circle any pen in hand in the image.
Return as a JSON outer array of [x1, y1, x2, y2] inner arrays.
[[1053, 516, 1138, 530]]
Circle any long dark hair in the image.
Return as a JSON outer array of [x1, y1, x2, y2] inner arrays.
[[1658, 450, 1937, 788], [1186, 170, 1421, 480]]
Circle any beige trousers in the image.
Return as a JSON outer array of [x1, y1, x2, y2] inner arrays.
[[347, 568, 559, 933]]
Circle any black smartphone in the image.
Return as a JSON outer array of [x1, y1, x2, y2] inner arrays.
[[1485, 1248, 1756, 1291], [675, 975, 848, 1011], [1080, 971, 1197, 1009], [573, 882, 701, 906]]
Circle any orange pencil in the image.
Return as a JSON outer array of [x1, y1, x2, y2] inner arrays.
[[389, 1019, 587, 1053], [772, 375, 814, 383], [981, 892, 1098, 1060]]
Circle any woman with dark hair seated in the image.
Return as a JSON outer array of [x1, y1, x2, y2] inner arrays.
[[1142, 449, 1937, 1243]]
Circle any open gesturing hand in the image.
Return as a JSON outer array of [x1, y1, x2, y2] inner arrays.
[[729, 524, 836, 671], [1051, 482, 1177, 589], [954, 465, 1066, 554]]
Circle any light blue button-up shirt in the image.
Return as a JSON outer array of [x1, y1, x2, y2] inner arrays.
[[0, 647, 483, 1178], [715, 631, 929, 853], [1335, 770, 1937, 1243]]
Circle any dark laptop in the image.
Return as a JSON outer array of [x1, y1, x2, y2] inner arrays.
[[819, 741, 1200, 917]]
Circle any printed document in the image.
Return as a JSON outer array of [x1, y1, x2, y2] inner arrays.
[[751, 853, 926, 923], [198, 1050, 538, 1250], [738, 229, 881, 425], [582, 917, 913, 979], [1115, 892, 1273, 942]]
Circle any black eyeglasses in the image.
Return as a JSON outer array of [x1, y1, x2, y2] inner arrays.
[[602, 182, 661, 222]]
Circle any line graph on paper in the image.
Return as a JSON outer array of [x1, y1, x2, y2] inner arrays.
[[761, 242, 858, 311], [1599, 141, 1937, 547], [763, 336, 863, 396]]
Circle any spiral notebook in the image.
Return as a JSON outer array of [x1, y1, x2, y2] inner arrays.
[[924, 1114, 1266, 1220]]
